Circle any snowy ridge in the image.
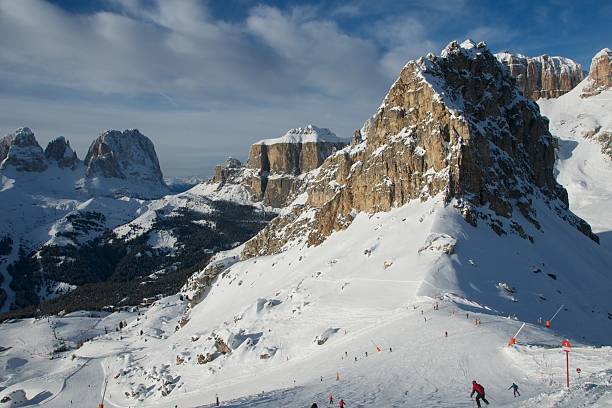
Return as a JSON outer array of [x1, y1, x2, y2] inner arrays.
[[253, 125, 346, 145]]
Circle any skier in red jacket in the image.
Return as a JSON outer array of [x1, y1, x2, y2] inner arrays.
[[470, 380, 489, 407], [338, 398, 345, 408]]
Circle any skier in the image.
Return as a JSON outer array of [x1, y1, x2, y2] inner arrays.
[[470, 380, 489, 407], [329, 394, 334, 404], [338, 399, 345, 408], [311, 403, 318, 408], [508, 382, 520, 397], [445, 331, 448, 338]]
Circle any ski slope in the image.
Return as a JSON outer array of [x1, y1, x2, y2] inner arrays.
[[2, 195, 611, 407]]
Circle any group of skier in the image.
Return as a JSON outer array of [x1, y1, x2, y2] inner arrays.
[[470, 380, 521, 407], [310, 395, 344, 408]]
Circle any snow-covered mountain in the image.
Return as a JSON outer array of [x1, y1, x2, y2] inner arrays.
[[495, 52, 584, 100], [83, 129, 169, 199], [1, 41, 612, 408], [539, 47, 612, 251], [0, 125, 342, 315]]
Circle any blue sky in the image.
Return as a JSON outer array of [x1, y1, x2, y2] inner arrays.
[[1, 0, 610, 178]]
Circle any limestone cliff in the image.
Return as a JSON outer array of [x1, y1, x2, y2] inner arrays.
[[84, 129, 165, 186], [0, 127, 48, 172], [496, 52, 584, 100], [581, 48, 611, 98], [45, 136, 79, 169], [208, 126, 347, 208], [243, 40, 596, 259]]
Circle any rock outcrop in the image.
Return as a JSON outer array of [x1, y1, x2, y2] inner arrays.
[[581, 48, 612, 98], [0, 134, 14, 164], [84, 129, 165, 186], [243, 40, 597, 258], [245, 125, 347, 207], [496, 52, 584, 100], [0, 127, 48, 172], [211, 158, 244, 184], [44, 136, 79, 169]]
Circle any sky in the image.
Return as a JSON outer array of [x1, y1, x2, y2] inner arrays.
[[0, 0, 610, 179]]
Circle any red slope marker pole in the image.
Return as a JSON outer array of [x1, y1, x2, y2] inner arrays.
[[565, 350, 570, 388], [562, 339, 571, 388]]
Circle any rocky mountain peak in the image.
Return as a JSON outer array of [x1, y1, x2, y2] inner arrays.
[[581, 48, 612, 97], [44, 136, 79, 169], [243, 39, 596, 258], [211, 157, 244, 184], [495, 51, 584, 100], [84, 129, 165, 187], [244, 125, 348, 207], [0, 127, 48, 172]]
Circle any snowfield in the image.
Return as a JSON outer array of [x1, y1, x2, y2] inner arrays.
[[2, 194, 611, 407], [539, 81, 612, 252]]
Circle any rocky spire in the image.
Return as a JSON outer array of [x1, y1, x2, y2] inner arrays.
[[495, 51, 584, 100], [84, 129, 165, 186], [0, 127, 48, 172], [45, 136, 79, 169], [581, 48, 612, 97], [243, 39, 596, 258]]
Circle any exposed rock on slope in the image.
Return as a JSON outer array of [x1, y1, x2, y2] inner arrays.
[[581, 48, 612, 98], [245, 125, 347, 207], [0, 134, 14, 163], [211, 158, 244, 184], [243, 40, 596, 258], [205, 126, 347, 208], [495, 52, 584, 100], [0, 127, 48, 172], [44, 136, 79, 169], [85, 129, 166, 186]]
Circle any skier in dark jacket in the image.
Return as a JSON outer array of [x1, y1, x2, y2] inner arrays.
[[508, 382, 520, 397], [470, 380, 489, 407], [311, 403, 318, 408]]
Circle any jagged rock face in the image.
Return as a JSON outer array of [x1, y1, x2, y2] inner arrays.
[[496, 52, 584, 100], [0, 134, 14, 163], [243, 40, 596, 258], [84, 129, 165, 185], [44, 136, 79, 169], [247, 126, 346, 174], [245, 126, 347, 207], [0, 127, 48, 172], [582, 48, 612, 98], [211, 158, 243, 184]]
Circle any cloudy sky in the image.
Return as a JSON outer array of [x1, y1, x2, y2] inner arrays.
[[0, 0, 609, 178]]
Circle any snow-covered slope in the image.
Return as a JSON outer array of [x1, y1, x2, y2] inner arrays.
[[2, 196, 612, 407], [538, 52, 612, 251]]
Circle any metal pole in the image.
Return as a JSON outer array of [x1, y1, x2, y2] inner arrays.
[[550, 304, 564, 322], [565, 350, 569, 388]]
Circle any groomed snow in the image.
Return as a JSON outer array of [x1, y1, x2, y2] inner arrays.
[[2, 192, 611, 407]]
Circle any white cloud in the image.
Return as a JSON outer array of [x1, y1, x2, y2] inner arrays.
[[0, 0, 479, 178]]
